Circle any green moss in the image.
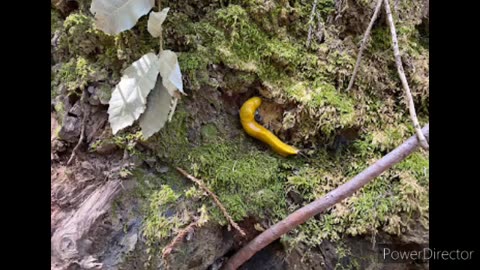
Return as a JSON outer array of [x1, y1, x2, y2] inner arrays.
[[53, 11, 159, 96], [59, 13, 112, 57], [51, 9, 63, 35], [317, 0, 336, 19], [142, 185, 181, 240], [178, 50, 211, 90], [129, 169, 195, 268], [370, 27, 392, 52], [281, 134, 428, 247], [53, 102, 65, 124], [334, 242, 361, 270], [167, 4, 363, 145], [200, 123, 218, 143], [149, 103, 424, 242], [186, 140, 289, 223], [54, 56, 106, 96], [151, 107, 190, 161]]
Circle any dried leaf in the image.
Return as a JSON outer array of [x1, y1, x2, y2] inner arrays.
[[147, 7, 170, 37], [90, 0, 155, 35], [108, 53, 160, 134], [139, 76, 173, 139], [158, 50, 185, 95]]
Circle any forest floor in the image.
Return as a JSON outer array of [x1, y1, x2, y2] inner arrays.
[[51, 0, 429, 269]]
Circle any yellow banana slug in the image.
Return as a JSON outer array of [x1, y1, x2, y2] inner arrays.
[[240, 97, 299, 156]]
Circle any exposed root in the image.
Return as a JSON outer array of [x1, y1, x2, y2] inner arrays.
[[67, 89, 90, 166]]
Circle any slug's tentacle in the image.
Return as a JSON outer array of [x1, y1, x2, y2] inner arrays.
[[240, 97, 299, 156]]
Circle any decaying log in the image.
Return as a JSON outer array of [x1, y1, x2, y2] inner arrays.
[[51, 179, 121, 266]]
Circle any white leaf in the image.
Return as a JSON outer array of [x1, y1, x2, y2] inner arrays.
[[90, 0, 155, 35], [147, 7, 170, 37], [108, 53, 160, 134], [158, 50, 185, 95], [139, 77, 173, 139]]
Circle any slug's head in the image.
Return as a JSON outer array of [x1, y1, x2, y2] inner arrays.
[[240, 96, 263, 121], [248, 96, 262, 108]]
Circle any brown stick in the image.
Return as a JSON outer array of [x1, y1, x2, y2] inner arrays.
[[383, 0, 429, 150], [222, 124, 429, 270], [345, 0, 383, 92], [67, 89, 89, 166], [176, 167, 246, 237]]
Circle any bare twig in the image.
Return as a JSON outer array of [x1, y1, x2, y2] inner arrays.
[[345, 0, 383, 92], [67, 90, 89, 166], [306, 0, 319, 48], [162, 220, 198, 259], [176, 167, 246, 237], [222, 124, 429, 270], [383, 0, 429, 150]]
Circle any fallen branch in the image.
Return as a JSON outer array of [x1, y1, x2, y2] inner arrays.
[[345, 0, 383, 92], [67, 89, 89, 166], [176, 167, 246, 237], [383, 0, 429, 150], [222, 124, 429, 270], [306, 0, 319, 48]]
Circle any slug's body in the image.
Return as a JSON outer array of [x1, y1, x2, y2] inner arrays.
[[240, 97, 299, 156]]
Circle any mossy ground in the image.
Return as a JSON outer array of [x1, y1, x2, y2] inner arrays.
[[51, 0, 429, 262]]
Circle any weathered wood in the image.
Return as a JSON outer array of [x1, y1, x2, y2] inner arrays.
[[51, 180, 121, 266]]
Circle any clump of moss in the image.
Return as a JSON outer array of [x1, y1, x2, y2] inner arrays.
[[283, 133, 428, 247], [200, 123, 219, 143], [187, 140, 288, 223], [54, 56, 107, 96], [165, 4, 359, 145], [142, 98, 428, 249], [142, 185, 182, 241], [58, 13, 113, 58], [131, 170, 192, 268], [52, 11, 160, 99], [150, 107, 190, 161], [178, 49, 211, 90], [51, 9, 63, 35], [145, 105, 291, 223]]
